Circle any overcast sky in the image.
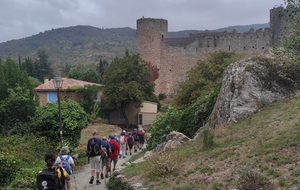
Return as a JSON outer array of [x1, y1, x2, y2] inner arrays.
[[0, 0, 284, 43]]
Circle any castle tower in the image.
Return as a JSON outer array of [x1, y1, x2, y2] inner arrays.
[[137, 18, 168, 94]]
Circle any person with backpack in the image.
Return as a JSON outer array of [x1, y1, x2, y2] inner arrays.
[[55, 146, 75, 190], [132, 128, 139, 152], [100, 136, 111, 179], [119, 131, 127, 158], [108, 135, 120, 172], [127, 132, 134, 155], [37, 150, 70, 190], [87, 130, 105, 185]]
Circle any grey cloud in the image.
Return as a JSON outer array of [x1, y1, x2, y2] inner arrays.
[[0, 0, 284, 43]]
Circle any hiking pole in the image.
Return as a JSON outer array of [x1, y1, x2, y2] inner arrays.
[[104, 154, 107, 185]]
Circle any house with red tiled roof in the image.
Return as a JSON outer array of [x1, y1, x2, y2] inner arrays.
[[34, 78, 103, 106]]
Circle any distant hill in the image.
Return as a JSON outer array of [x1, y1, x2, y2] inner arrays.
[[0, 23, 270, 73], [0, 26, 138, 71]]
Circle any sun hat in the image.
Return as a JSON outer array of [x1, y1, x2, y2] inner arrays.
[[60, 146, 69, 155]]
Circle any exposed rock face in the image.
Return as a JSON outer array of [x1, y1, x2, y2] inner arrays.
[[209, 54, 293, 128], [153, 131, 191, 152]]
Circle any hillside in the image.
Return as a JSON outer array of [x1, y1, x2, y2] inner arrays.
[[0, 23, 269, 73], [0, 26, 138, 71], [124, 92, 300, 189]]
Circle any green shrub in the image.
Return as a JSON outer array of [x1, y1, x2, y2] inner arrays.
[[0, 152, 20, 186], [237, 167, 274, 190], [147, 106, 182, 150], [143, 151, 183, 176], [107, 175, 134, 190], [30, 100, 88, 149], [158, 93, 167, 100]]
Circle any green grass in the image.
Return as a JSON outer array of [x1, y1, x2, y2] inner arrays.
[[123, 92, 300, 189]]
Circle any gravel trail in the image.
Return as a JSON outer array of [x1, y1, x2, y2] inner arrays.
[[69, 150, 139, 190]]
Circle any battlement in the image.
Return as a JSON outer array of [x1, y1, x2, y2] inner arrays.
[[137, 6, 292, 95]]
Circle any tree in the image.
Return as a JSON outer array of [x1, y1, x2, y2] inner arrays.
[[101, 54, 155, 127], [173, 51, 241, 109], [36, 49, 53, 81], [97, 59, 109, 83], [30, 100, 88, 149], [0, 58, 37, 135]]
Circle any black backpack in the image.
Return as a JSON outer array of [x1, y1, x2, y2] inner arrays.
[[87, 138, 100, 157], [37, 167, 65, 190], [110, 142, 115, 153]]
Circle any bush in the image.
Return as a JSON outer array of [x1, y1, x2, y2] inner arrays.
[[0, 152, 20, 186], [158, 93, 167, 100], [237, 167, 274, 190], [147, 106, 182, 150], [30, 100, 88, 149], [143, 151, 183, 176], [107, 175, 134, 190]]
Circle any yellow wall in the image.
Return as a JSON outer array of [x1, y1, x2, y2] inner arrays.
[[109, 101, 158, 126]]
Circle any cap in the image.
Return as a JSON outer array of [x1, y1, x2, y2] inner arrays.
[[92, 130, 98, 135], [60, 146, 69, 155], [134, 128, 137, 131], [109, 135, 114, 139]]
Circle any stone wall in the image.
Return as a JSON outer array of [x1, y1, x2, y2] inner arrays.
[[137, 7, 289, 95]]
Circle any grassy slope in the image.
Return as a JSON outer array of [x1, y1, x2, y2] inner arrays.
[[126, 92, 300, 189]]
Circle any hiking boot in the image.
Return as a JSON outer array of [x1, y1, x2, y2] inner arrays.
[[134, 149, 137, 152], [101, 173, 104, 179], [96, 180, 101, 185], [130, 152, 132, 155], [113, 168, 116, 172], [105, 174, 109, 178], [123, 156, 126, 158], [89, 176, 94, 184], [119, 155, 121, 158], [126, 152, 127, 155]]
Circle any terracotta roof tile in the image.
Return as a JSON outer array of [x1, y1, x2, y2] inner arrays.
[[34, 78, 103, 91]]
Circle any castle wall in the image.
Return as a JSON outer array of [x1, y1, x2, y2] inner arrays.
[[137, 7, 286, 95]]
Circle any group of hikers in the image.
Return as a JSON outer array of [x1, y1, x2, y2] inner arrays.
[[37, 127, 145, 190]]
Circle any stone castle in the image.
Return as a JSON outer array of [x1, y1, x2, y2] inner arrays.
[[137, 6, 290, 95]]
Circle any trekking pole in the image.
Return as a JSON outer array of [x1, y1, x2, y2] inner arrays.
[[104, 154, 107, 185]]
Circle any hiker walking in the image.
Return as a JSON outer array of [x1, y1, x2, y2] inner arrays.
[[37, 150, 70, 190], [119, 131, 127, 158], [127, 132, 134, 155], [87, 130, 104, 185], [55, 146, 75, 190], [100, 136, 111, 180], [139, 129, 145, 150], [109, 135, 120, 172], [132, 128, 139, 152]]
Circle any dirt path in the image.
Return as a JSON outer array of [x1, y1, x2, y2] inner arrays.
[[68, 149, 141, 190]]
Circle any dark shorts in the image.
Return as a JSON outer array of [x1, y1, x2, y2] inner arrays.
[[128, 144, 133, 149]]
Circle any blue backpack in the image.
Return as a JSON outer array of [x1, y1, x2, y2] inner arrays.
[[60, 155, 71, 175]]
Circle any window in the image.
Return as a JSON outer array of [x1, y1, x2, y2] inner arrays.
[[48, 92, 57, 103]]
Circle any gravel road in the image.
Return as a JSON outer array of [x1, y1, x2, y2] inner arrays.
[[68, 150, 139, 190]]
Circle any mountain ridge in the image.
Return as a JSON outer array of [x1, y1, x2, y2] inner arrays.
[[0, 23, 269, 72]]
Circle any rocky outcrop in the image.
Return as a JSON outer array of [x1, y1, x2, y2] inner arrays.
[[209, 53, 294, 128], [153, 131, 191, 152]]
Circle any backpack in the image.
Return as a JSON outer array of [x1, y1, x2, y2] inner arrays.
[[110, 142, 115, 153], [60, 155, 71, 175], [127, 136, 134, 145], [37, 167, 65, 190], [133, 132, 139, 141], [87, 138, 100, 157], [119, 136, 125, 144]]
